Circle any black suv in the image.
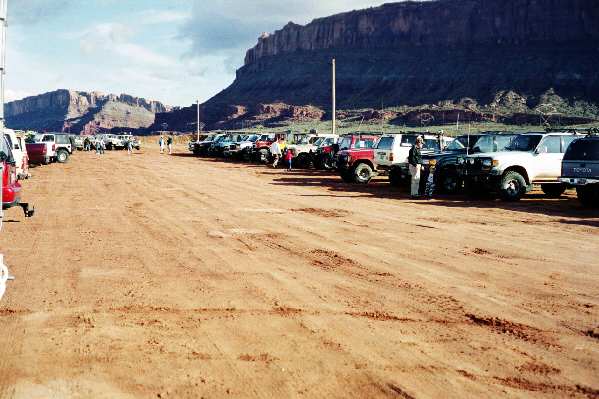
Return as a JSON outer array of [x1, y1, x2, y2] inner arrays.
[[560, 134, 599, 207]]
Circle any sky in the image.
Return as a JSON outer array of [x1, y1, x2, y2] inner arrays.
[[6, 0, 388, 107]]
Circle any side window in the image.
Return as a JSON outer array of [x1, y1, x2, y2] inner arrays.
[[562, 136, 577, 153], [43, 135, 53, 142], [539, 136, 561, 153]]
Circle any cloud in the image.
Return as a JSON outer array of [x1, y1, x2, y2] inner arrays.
[[139, 9, 188, 25], [181, 0, 388, 56]]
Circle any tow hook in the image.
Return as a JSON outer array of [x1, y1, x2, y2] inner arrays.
[[19, 203, 35, 218]]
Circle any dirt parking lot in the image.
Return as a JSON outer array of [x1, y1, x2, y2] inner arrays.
[[0, 147, 598, 398]]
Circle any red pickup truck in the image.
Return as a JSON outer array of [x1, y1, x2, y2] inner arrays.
[[335, 133, 381, 184], [25, 140, 56, 165]]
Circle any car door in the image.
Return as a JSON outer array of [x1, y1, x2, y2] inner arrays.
[[534, 135, 563, 180]]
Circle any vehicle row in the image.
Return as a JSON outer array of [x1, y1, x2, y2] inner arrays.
[[187, 129, 599, 206]]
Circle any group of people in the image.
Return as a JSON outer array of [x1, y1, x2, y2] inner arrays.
[[269, 137, 294, 171], [159, 135, 174, 155]]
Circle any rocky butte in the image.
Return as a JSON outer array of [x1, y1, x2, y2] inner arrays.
[[5, 89, 171, 134], [155, 0, 599, 130]]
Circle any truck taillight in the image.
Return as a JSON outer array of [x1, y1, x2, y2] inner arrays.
[[10, 168, 16, 184], [52, 144, 56, 151], [389, 153, 394, 162], [323, 147, 331, 154]]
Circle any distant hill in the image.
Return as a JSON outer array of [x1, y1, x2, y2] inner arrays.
[[5, 89, 170, 134], [155, 0, 599, 131]]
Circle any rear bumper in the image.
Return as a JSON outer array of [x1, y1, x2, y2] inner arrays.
[[560, 177, 599, 186]]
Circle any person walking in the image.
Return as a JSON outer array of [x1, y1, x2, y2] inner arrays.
[[408, 136, 424, 198], [100, 137, 105, 154], [167, 135, 173, 155], [127, 138, 133, 155], [270, 137, 282, 168], [159, 135, 165, 154], [284, 148, 293, 171]]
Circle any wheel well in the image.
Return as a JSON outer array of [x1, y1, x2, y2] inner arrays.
[[503, 166, 529, 184], [353, 160, 374, 169]]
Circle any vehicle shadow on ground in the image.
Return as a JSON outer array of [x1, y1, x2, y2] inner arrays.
[[271, 174, 598, 222], [421, 194, 598, 224]]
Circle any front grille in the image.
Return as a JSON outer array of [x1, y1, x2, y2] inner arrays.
[[464, 158, 487, 175]]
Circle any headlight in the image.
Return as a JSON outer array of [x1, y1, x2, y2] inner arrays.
[[457, 157, 465, 165], [482, 159, 493, 167]]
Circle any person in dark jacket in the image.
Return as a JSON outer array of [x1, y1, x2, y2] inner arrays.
[[408, 136, 424, 198]]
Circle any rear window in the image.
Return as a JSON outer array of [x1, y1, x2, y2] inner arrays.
[[564, 139, 599, 161], [56, 135, 70, 144], [401, 135, 417, 146], [376, 137, 395, 150]]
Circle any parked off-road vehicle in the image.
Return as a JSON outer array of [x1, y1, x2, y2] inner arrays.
[[335, 133, 381, 184], [30, 133, 72, 163], [421, 133, 517, 194], [560, 134, 599, 207], [375, 133, 453, 187], [224, 134, 260, 158], [462, 132, 579, 201], [250, 134, 277, 163], [313, 136, 340, 170], [194, 134, 224, 156], [287, 134, 338, 168]]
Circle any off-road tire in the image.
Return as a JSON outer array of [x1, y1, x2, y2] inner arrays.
[[541, 184, 566, 198], [499, 171, 527, 201], [56, 149, 69, 164], [353, 163, 373, 184], [577, 185, 599, 207], [439, 172, 460, 194], [294, 153, 308, 169]]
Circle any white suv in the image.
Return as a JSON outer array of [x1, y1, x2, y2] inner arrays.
[[461, 132, 579, 201], [374, 133, 453, 185]]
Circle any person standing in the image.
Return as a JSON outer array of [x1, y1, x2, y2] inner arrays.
[[100, 137, 106, 154], [284, 148, 293, 171], [84, 137, 91, 151], [408, 136, 424, 198], [167, 135, 173, 155], [159, 135, 165, 154], [127, 138, 133, 155], [270, 138, 282, 168]]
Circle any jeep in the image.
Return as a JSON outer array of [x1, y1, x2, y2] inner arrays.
[[335, 133, 381, 184], [287, 134, 338, 168], [560, 134, 599, 207], [462, 132, 579, 201]]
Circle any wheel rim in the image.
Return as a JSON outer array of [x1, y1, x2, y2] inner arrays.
[[505, 179, 520, 196]]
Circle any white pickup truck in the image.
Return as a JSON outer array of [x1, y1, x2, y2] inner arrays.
[[461, 132, 579, 201]]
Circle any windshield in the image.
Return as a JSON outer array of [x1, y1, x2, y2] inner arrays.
[[564, 139, 599, 160], [296, 136, 311, 145], [313, 138, 325, 147], [505, 135, 543, 152], [472, 135, 516, 153], [446, 139, 466, 151], [423, 139, 440, 151], [320, 137, 335, 147], [353, 138, 377, 149]]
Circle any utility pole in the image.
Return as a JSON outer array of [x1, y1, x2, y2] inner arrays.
[[331, 58, 336, 136], [196, 99, 200, 142]]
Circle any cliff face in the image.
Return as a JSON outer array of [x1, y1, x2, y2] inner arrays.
[[189, 0, 599, 129], [5, 90, 170, 134], [245, 0, 599, 64]]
